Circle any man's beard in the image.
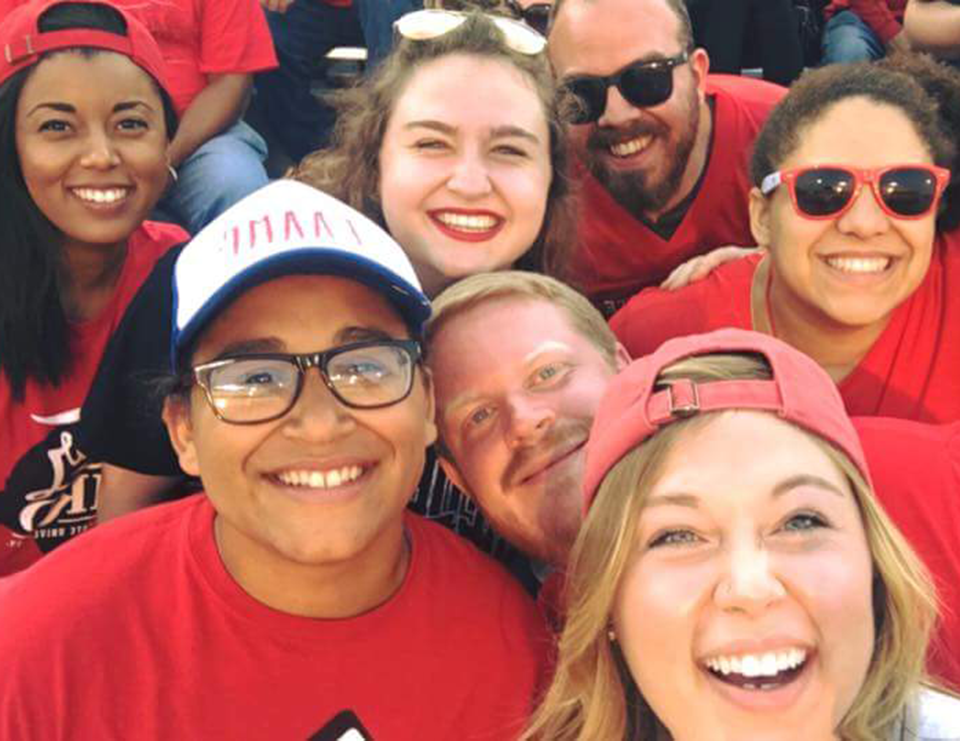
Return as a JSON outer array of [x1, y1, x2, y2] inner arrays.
[[583, 85, 700, 221]]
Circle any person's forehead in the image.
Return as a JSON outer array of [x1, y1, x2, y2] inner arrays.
[[550, 0, 683, 75]]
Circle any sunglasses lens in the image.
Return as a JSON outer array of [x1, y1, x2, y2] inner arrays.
[[794, 168, 856, 217], [619, 63, 674, 108], [564, 77, 607, 124], [879, 168, 938, 216], [523, 5, 551, 35]]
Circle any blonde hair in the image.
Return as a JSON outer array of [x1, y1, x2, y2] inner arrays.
[[426, 271, 619, 367], [523, 354, 938, 740]]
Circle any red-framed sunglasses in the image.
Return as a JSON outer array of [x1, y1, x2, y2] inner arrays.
[[760, 164, 951, 220]]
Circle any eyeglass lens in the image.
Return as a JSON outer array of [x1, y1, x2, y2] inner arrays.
[[794, 167, 938, 217], [202, 344, 415, 423]]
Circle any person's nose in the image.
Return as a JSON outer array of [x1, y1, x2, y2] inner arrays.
[[78, 129, 121, 170], [280, 368, 355, 442], [713, 538, 786, 615], [446, 149, 494, 199], [597, 84, 641, 129], [503, 394, 556, 449], [835, 181, 892, 240]]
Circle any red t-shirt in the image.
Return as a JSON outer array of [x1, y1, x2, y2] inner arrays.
[[572, 74, 785, 312], [0, 0, 279, 115], [0, 221, 185, 576], [611, 235, 960, 423], [824, 0, 906, 43], [0, 496, 550, 740], [854, 417, 960, 691]]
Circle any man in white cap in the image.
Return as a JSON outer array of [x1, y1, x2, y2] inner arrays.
[[0, 181, 548, 740]]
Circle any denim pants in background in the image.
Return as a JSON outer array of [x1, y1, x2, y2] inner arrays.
[[821, 10, 886, 64], [159, 120, 269, 235], [255, 0, 422, 163]]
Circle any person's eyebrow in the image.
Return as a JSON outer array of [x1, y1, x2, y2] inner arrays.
[[490, 125, 540, 144], [334, 326, 397, 344], [771, 474, 846, 498], [25, 102, 76, 117], [214, 337, 286, 358], [114, 100, 156, 113], [644, 492, 701, 509], [403, 120, 456, 135]]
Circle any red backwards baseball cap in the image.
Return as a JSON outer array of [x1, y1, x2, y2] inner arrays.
[[582, 328, 871, 511], [0, 0, 170, 94]]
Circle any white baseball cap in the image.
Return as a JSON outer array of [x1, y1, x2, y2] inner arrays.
[[171, 180, 431, 367]]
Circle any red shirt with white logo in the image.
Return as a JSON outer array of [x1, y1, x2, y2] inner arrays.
[[0, 222, 185, 576]]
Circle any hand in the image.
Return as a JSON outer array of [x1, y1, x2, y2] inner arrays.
[[659, 246, 760, 291], [259, 0, 295, 12], [886, 29, 912, 54]]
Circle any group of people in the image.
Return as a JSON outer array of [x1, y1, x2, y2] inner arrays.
[[1, 0, 960, 738]]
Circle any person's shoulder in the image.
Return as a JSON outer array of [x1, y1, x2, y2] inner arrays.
[[855, 417, 959, 467], [897, 686, 960, 740], [708, 73, 787, 116], [0, 497, 202, 626]]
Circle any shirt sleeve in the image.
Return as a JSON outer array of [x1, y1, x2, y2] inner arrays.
[[848, 0, 903, 43], [76, 246, 184, 476]]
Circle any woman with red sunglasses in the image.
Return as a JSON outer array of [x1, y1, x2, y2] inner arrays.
[[611, 54, 960, 424]]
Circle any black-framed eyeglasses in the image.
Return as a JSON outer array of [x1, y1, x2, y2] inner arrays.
[[560, 51, 690, 125], [503, 0, 552, 35], [190, 339, 423, 425]]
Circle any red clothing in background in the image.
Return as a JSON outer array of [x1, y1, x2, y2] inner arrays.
[[824, 0, 906, 43], [0, 222, 185, 576], [0, 497, 550, 740], [571, 74, 784, 313], [855, 417, 960, 690]]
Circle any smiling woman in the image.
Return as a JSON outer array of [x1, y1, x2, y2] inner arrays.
[[524, 328, 960, 741], [611, 55, 960, 424], [0, 0, 185, 574]]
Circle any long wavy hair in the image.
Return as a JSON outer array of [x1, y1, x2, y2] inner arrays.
[[290, 12, 576, 282], [523, 353, 937, 741], [0, 2, 177, 400]]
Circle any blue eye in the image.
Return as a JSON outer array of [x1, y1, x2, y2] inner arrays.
[[782, 512, 828, 533], [468, 406, 493, 427]]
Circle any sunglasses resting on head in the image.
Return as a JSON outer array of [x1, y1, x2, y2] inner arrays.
[[394, 8, 546, 55], [761, 164, 950, 219]]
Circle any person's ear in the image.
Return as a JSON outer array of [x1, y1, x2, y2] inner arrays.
[[437, 453, 469, 495], [419, 366, 438, 448], [690, 47, 710, 97], [749, 186, 773, 248], [163, 396, 201, 477], [613, 342, 631, 371]]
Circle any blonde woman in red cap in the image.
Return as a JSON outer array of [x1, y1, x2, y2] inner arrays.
[[524, 328, 960, 740], [0, 0, 185, 574]]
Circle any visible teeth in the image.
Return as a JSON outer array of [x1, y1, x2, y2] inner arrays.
[[434, 212, 499, 232], [825, 255, 891, 274], [704, 648, 807, 678], [610, 134, 653, 157], [276, 465, 363, 489], [72, 187, 129, 204]]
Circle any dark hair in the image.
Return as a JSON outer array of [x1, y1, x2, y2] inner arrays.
[[0, 1, 176, 400], [550, 0, 695, 51], [291, 12, 576, 282], [750, 56, 960, 230]]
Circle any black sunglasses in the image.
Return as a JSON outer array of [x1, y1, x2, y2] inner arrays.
[[560, 51, 690, 125], [503, 0, 552, 35]]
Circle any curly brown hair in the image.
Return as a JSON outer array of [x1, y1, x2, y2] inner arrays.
[[750, 55, 960, 230], [291, 12, 576, 283]]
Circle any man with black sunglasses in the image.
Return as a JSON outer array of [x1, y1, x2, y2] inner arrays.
[[0, 182, 549, 739], [549, 0, 786, 315]]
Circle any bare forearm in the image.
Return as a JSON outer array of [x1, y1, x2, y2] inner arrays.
[[168, 73, 253, 167], [905, 0, 960, 56]]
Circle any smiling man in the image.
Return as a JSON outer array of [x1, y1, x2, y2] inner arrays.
[[0, 182, 548, 740], [549, 0, 785, 313], [426, 271, 628, 569]]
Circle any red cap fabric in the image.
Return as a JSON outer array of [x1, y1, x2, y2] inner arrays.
[[0, 0, 170, 94], [582, 328, 871, 511]]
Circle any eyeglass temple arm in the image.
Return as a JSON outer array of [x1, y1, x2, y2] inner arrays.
[[760, 171, 782, 196]]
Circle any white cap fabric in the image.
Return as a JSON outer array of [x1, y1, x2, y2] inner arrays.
[[171, 180, 430, 367]]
